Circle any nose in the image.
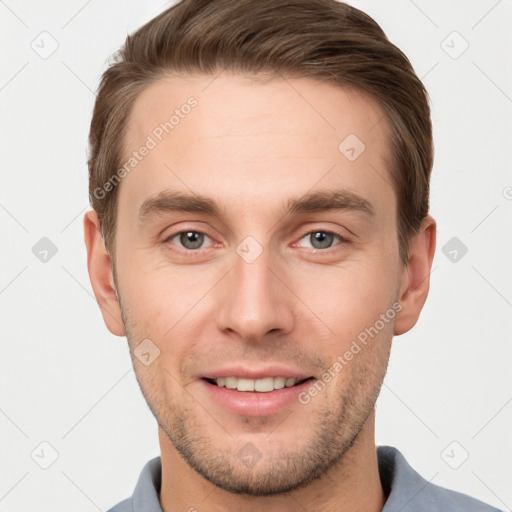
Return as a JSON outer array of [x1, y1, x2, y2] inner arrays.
[[215, 246, 295, 343]]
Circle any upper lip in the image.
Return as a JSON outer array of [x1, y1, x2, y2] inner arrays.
[[200, 366, 314, 381]]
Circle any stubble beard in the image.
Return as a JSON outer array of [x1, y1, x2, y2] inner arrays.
[[117, 290, 392, 496]]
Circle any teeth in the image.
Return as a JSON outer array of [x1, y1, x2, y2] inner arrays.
[[285, 377, 296, 387], [212, 376, 300, 392], [254, 377, 274, 392], [273, 377, 286, 389], [225, 377, 237, 389], [237, 378, 255, 392]]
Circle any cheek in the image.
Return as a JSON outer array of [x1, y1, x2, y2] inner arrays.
[[117, 245, 197, 316], [116, 258, 216, 357], [291, 256, 399, 340]]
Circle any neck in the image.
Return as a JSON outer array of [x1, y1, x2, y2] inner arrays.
[[158, 411, 385, 512]]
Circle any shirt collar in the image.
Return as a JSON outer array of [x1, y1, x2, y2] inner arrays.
[[124, 446, 492, 512]]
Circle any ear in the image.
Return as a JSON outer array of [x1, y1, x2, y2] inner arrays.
[[394, 215, 436, 336], [83, 210, 125, 337]]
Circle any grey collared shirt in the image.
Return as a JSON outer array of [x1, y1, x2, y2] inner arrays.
[[107, 446, 501, 511]]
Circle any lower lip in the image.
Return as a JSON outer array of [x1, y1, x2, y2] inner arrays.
[[199, 378, 315, 417]]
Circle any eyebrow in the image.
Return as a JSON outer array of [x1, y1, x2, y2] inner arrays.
[[287, 190, 374, 217], [138, 189, 375, 221]]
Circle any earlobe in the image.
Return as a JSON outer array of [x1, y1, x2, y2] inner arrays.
[[83, 210, 126, 337], [394, 215, 437, 336]]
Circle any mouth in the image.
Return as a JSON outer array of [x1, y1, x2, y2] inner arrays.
[[202, 376, 315, 392], [198, 366, 318, 416]]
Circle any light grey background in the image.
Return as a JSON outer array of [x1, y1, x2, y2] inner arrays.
[[1, 1, 511, 511]]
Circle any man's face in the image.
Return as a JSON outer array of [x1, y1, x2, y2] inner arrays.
[[113, 73, 403, 495]]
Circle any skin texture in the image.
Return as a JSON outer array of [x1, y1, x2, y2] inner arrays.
[[84, 73, 436, 512]]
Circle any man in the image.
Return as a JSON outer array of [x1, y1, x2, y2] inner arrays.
[[84, 1, 500, 510]]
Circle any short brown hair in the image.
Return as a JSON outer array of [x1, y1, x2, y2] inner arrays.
[[88, 0, 433, 264]]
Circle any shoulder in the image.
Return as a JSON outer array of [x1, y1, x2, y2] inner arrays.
[[106, 498, 132, 512], [105, 457, 162, 512], [378, 446, 502, 512]]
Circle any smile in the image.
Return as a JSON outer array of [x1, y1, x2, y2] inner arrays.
[[205, 376, 313, 392]]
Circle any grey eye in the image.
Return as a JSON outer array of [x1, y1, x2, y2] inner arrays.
[[178, 231, 205, 249], [309, 231, 335, 249]]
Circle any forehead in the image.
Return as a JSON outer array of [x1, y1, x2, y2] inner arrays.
[[120, 73, 395, 223], [125, 73, 388, 151]]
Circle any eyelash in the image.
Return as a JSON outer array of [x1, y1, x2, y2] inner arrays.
[[163, 229, 350, 254]]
